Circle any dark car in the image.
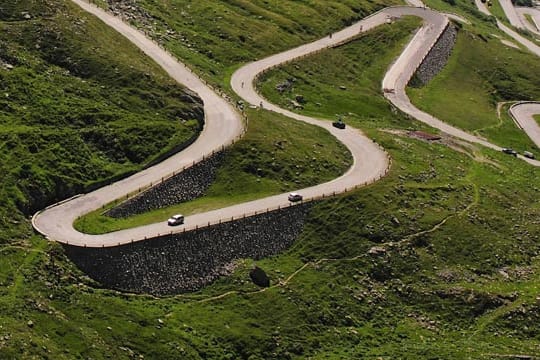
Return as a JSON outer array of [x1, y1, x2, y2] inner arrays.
[[502, 148, 517, 157], [332, 119, 346, 129], [288, 193, 303, 202]]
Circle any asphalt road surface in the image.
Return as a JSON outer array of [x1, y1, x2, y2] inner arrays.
[[510, 103, 540, 148], [498, 0, 527, 29], [516, 6, 540, 34]]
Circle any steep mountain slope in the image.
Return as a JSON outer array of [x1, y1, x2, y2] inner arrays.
[[0, 0, 202, 226], [2, 0, 540, 359]]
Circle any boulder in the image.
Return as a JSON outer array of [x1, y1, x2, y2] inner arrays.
[[249, 266, 270, 287]]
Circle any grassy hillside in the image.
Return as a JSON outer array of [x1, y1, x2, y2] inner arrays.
[[252, 12, 540, 358], [0, 0, 202, 228], [2, 0, 540, 359], [407, 28, 540, 153], [90, 0, 402, 87], [258, 16, 423, 128]]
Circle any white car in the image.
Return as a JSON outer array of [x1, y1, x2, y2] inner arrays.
[[288, 192, 303, 202], [167, 214, 184, 226]]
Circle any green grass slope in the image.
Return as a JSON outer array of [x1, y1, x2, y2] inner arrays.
[[0, 0, 202, 226], [258, 16, 422, 128], [408, 28, 540, 153], [2, 0, 540, 359]]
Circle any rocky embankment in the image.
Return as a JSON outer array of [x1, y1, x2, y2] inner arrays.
[[106, 151, 224, 218], [102, 0, 181, 45], [65, 203, 312, 295], [412, 24, 457, 86]]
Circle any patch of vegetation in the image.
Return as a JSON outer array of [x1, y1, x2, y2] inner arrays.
[[423, 0, 497, 26], [258, 16, 423, 129], [75, 108, 352, 234], [408, 29, 540, 152], [514, 0, 533, 7], [487, 0, 509, 24]]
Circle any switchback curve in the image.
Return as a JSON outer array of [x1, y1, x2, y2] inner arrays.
[[33, 1, 540, 248], [475, 0, 540, 149], [509, 102, 540, 148]]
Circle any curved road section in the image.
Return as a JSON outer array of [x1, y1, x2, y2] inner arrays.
[[474, 0, 540, 149], [34, 2, 540, 248], [32, 0, 244, 246], [510, 103, 540, 148], [516, 6, 540, 35], [34, 0, 393, 247], [498, 0, 527, 29], [382, 7, 540, 165]]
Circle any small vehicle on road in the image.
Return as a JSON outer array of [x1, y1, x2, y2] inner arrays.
[[524, 151, 535, 159], [502, 148, 517, 157], [167, 214, 184, 226], [332, 119, 346, 129], [288, 192, 303, 202]]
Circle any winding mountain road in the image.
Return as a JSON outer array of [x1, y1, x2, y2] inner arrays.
[[32, 0, 540, 247]]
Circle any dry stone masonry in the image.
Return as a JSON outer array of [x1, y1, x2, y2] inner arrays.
[[106, 151, 224, 218], [65, 203, 312, 295], [412, 24, 457, 86]]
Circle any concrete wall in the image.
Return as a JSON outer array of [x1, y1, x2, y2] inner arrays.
[[106, 151, 224, 218], [65, 203, 312, 295], [412, 24, 457, 86]]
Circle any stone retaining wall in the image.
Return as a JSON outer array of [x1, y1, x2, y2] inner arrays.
[[65, 203, 312, 295], [412, 24, 457, 86], [106, 151, 224, 218]]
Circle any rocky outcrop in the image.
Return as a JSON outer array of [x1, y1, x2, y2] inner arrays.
[[105, 151, 224, 218], [249, 266, 270, 287], [105, 0, 155, 32], [65, 203, 312, 295], [103, 0, 180, 46], [411, 24, 458, 86]]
